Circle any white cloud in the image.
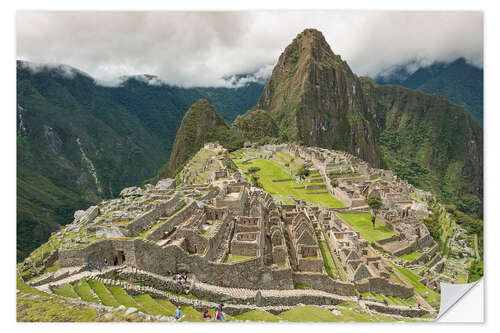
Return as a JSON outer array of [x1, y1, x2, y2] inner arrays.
[[16, 11, 483, 87]]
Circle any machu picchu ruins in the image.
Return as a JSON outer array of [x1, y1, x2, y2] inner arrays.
[[17, 142, 478, 322]]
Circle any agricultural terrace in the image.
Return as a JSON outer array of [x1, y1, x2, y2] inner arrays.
[[390, 263, 441, 307]]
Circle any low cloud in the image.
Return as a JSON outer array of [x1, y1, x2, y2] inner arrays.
[[16, 11, 483, 87]]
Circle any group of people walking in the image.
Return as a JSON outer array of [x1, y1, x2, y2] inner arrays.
[[87, 258, 108, 272]]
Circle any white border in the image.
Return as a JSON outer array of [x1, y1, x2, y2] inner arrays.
[[3, 0, 497, 332]]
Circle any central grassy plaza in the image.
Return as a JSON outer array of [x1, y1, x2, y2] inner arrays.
[[232, 153, 344, 208]]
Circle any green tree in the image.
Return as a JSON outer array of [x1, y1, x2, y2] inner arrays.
[[296, 166, 310, 179], [248, 166, 261, 174], [365, 197, 383, 229]]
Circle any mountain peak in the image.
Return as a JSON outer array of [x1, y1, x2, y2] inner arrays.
[[165, 99, 232, 177], [256, 28, 381, 166]]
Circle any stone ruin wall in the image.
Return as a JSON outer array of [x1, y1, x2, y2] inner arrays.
[[133, 240, 294, 290], [231, 241, 259, 256], [59, 239, 137, 268], [292, 272, 356, 296], [202, 211, 234, 261], [355, 277, 414, 299], [125, 193, 183, 235], [297, 258, 324, 272], [146, 201, 198, 242]]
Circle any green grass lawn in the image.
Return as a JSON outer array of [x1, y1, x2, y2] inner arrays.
[[50, 283, 79, 299], [318, 241, 338, 278], [235, 157, 344, 208], [399, 251, 423, 262], [154, 298, 177, 313], [277, 305, 396, 322], [294, 283, 311, 290], [88, 280, 120, 307], [278, 305, 341, 322], [361, 292, 416, 306], [227, 254, 253, 263], [179, 305, 204, 322], [336, 212, 397, 242], [235, 309, 280, 322], [133, 294, 170, 316], [73, 279, 100, 303], [321, 231, 348, 281], [107, 285, 139, 308], [337, 301, 359, 309], [391, 263, 440, 305]]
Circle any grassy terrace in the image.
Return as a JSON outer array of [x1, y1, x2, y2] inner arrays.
[[18, 272, 426, 322], [226, 254, 253, 263], [321, 231, 348, 281], [336, 212, 397, 243], [233, 155, 344, 208], [235, 309, 281, 322], [361, 292, 417, 306], [277, 305, 397, 322], [51, 283, 78, 298], [73, 279, 100, 303], [399, 251, 423, 262], [318, 240, 338, 279], [88, 280, 120, 307], [391, 263, 441, 305], [134, 294, 170, 316], [108, 285, 139, 308]]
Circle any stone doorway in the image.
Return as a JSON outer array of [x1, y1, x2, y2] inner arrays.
[[113, 250, 126, 265]]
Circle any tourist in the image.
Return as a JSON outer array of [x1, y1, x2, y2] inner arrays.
[[418, 304, 421, 309], [175, 306, 182, 320], [183, 273, 188, 282], [88, 261, 92, 272], [213, 306, 221, 321], [219, 304, 226, 321], [97, 262, 102, 272], [104, 258, 108, 270], [383, 299, 388, 306], [203, 310, 211, 319]]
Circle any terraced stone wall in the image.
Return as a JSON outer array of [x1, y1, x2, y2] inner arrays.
[[292, 272, 356, 296], [355, 277, 414, 299]]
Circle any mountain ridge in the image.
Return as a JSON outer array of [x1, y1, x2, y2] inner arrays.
[[374, 58, 483, 125]]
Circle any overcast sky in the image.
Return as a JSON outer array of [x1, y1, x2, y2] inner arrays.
[[16, 11, 483, 87]]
